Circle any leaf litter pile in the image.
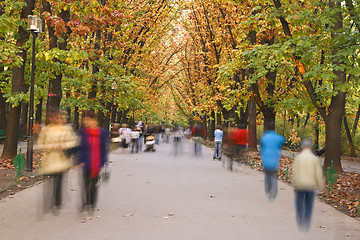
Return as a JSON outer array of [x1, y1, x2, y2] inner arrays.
[[244, 151, 360, 217]]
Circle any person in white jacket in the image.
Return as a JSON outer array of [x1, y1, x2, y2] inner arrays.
[[293, 138, 324, 232]]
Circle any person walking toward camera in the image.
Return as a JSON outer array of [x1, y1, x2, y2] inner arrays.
[[260, 121, 285, 203], [78, 111, 109, 212], [37, 110, 78, 213], [293, 138, 324, 232]]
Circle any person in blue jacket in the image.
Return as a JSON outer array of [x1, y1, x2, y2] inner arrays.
[[78, 111, 109, 212], [260, 121, 285, 203]]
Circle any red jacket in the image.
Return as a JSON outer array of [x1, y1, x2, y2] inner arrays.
[[231, 129, 248, 146]]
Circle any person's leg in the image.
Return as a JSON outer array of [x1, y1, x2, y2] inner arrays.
[[198, 138, 202, 155], [53, 172, 63, 207], [264, 170, 271, 196], [194, 138, 198, 155], [213, 142, 218, 159], [83, 170, 91, 207], [303, 190, 316, 231], [89, 176, 100, 209], [218, 141, 222, 159], [136, 138, 139, 153], [269, 171, 278, 201], [295, 190, 305, 229]]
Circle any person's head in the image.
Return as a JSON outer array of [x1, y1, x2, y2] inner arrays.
[[47, 109, 63, 125], [216, 125, 222, 130], [264, 121, 275, 132], [83, 110, 98, 129], [301, 138, 313, 150]]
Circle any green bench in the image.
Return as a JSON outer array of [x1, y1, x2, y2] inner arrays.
[[0, 130, 5, 142]]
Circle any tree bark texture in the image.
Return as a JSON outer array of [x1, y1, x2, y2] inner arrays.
[[344, 116, 356, 156], [35, 99, 43, 123], [1, 0, 35, 159], [248, 99, 257, 151]]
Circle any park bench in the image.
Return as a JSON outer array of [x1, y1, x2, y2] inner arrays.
[[0, 130, 5, 142]]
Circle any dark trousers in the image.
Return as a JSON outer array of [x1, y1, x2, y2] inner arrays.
[[83, 170, 100, 208], [49, 173, 64, 207], [264, 170, 278, 202], [295, 190, 316, 231]]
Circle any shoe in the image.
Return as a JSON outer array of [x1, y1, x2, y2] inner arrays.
[[218, 158, 221, 161], [213, 157, 216, 160]]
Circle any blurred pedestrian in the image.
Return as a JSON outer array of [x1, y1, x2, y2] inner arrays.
[[154, 124, 162, 145], [293, 138, 324, 232], [119, 123, 132, 153], [131, 127, 140, 153], [37, 109, 78, 213], [78, 111, 109, 212], [192, 123, 206, 155], [260, 121, 285, 203], [173, 126, 183, 156], [137, 121, 144, 151], [213, 125, 223, 161]]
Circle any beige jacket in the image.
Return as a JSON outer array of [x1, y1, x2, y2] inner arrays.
[[293, 149, 324, 191], [37, 124, 78, 174]]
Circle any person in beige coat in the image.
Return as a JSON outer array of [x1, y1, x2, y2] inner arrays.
[[293, 138, 324, 232], [37, 110, 78, 211]]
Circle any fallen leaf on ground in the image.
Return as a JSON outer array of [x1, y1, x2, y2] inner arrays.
[[123, 214, 133, 217]]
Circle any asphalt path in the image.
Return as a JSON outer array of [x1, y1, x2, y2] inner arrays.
[[0, 139, 359, 240]]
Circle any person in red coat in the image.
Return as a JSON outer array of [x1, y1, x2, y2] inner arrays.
[[78, 111, 109, 212]]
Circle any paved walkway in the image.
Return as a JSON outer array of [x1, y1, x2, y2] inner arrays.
[[282, 149, 360, 174], [0, 140, 359, 240]]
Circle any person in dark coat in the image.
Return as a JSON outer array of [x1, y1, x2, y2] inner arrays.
[[78, 111, 109, 212]]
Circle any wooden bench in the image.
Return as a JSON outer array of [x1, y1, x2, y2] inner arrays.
[[0, 130, 5, 142]]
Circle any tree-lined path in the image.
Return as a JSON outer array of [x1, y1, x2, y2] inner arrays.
[[0, 141, 359, 240]]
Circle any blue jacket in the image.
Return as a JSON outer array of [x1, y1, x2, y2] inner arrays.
[[214, 129, 223, 141], [78, 128, 109, 172], [260, 130, 285, 170]]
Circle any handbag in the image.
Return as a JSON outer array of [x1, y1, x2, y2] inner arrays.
[[100, 164, 110, 183]]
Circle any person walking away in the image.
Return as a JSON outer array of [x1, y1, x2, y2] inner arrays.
[[131, 127, 140, 153], [260, 121, 285, 203], [37, 110, 78, 213], [213, 125, 223, 161], [192, 123, 206, 155], [137, 121, 144, 151], [293, 138, 324, 232], [119, 123, 132, 153], [165, 126, 171, 143], [78, 111, 109, 212], [173, 126, 183, 156], [154, 124, 162, 145]]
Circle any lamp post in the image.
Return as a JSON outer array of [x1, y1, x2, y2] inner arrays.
[[26, 15, 42, 171], [110, 81, 117, 125]]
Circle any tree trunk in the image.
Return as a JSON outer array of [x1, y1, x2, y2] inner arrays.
[[43, 2, 70, 119], [216, 111, 221, 126], [208, 110, 215, 140], [248, 99, 257, 151], [263, 109, 276, 129], [344, 116, 356, 156], [74, 106, 80, 129], [35, 99, 43, 123], [352, 104, 360, 135], [314, 115, 320, 149], [1, 0, 34, 158], [0, 83, 7, 130], [65, 92, 71, 123], [20, 102, 28, 135], [324, 114, 344, 173], [202, 114, 207, 138]]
